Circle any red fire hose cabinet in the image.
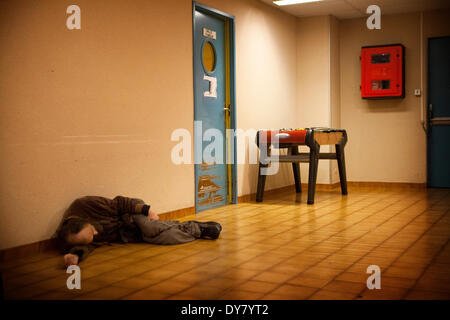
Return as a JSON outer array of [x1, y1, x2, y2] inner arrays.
[[360, 44, 405, 99]]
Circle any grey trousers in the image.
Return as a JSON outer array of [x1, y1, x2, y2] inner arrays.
[[132, 215, 201, 245]]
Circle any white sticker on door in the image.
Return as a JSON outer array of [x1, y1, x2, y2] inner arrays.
[[203, 75, 217, 98], [203, 28, 216, 40]]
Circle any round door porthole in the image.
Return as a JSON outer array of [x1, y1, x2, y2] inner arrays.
[[202, 41, 216, 73]]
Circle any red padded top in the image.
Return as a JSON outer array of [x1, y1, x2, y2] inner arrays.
[[259, 129, 307, 144]]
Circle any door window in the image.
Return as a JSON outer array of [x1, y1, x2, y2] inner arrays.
[[202, 41, 216, 73]]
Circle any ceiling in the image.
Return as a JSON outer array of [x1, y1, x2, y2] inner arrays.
[[258, 0, 450, 19]]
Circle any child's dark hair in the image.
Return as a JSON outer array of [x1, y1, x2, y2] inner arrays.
[[56, 218, 90, 253]]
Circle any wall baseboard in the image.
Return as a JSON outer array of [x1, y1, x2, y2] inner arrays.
[[238, 185, 292, 202], [347, 181, 427, 188], [0, 181, 427, 262], [0, 238, 58, 263], [158, 206, 196, 221]]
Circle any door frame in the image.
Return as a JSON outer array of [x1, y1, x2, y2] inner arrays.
[[426, 36, 450, 187], [192, 2, 238, 209]]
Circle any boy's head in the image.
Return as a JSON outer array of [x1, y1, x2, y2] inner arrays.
[[57, 218, 98, 251]]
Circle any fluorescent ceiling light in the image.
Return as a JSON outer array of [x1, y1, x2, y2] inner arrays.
[[273, 0, 322, 6]]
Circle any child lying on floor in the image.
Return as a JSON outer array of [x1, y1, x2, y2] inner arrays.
[[55, 195, 222, 266]]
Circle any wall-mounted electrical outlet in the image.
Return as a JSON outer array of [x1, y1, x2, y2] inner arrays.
[[414, 89, 421, 96]]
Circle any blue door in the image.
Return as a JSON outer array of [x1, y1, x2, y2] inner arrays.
[[428, 37, 450, 188], [193, 8, 228, 212]]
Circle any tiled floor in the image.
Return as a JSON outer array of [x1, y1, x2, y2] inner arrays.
[[1, 186, 449, 300]]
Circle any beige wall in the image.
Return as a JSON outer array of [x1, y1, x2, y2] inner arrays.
[[296, 15, 341, 184], [296, 10, 450, 186], [340, 11, 450, 184], [296, 16, 330, 129], [0, 0, 297, 250], [296, 16, 330, 184]]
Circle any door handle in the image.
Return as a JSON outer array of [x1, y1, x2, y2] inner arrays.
[[430, 117, 450, 126], [224, 105, 230, 112]]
